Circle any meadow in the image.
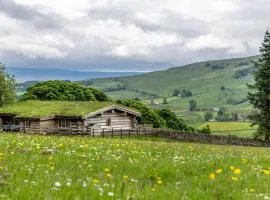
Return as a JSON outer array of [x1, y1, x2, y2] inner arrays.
[[0, 133, 269, 199], [198, 122, 257, 137]]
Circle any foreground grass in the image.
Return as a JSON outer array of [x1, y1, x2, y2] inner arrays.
[[0, 133, 269, 199]]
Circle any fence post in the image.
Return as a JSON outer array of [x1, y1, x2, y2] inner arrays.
[[102, 128, 105, 138], [128, 129, 131, 137], [120, 128, 123, 138], [93, 129, 95, 137], [112, 128, 114, 138]]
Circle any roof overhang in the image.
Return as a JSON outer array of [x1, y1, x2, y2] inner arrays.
[[0, 113, 17, 117], [82, 105, 141, 119]]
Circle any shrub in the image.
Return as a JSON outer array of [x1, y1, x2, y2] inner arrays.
[[200, 125, 211, 134], [21, 80, 109, 102]]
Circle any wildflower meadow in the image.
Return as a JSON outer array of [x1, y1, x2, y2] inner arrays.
[[0, 133, 269, 199]]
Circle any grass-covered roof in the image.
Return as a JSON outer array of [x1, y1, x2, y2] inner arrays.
[[0, 100, 116, 117]]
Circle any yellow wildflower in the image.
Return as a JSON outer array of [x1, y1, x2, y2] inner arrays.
[[157, 180, 163, 184], [209, 173, 216, 180], [104, 168, 110, 173], [231, 177, 238, 181], [92, 179, 99, 184], [230, 166, 235, 171], [216, 169, 222, 174], [249, 188, 255, 192], [106, 173, 112, 178], [123, 175, 129, 180], [263, 170, 270, 176], [234, 168, 241, 175]]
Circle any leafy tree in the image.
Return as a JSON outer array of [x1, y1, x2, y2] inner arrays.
[[156, 109, 188, 131], [0, 63, 16, 106], [218, 107, 226, 116], [162, 97, 168, 104], [173, 89, 180, 96], [189, 100, 197, 111], [21, 80, 109, 102], [181, 89, 193, 97], [232, 112, 239, 121], [116, 100, 166, 128], [220, 86, 226, 91], [204, 110, 213, 121], [247, 30, 270, 140]]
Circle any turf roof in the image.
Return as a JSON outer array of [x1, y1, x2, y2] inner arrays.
[[0, 100, 116, 117]]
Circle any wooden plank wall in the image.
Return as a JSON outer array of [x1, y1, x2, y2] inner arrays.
[[21, 121, 41, 134], [39, 119, 83, 134], [84, 110, 136, 131]]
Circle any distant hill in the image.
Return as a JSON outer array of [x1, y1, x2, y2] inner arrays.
[[82, 56, 259, 112], [6, 67, 143, 82]]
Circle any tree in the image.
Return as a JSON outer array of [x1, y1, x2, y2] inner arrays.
[[173, 89, 180, 96], [247, 30, 270, 140], [156, 109, 188, 131], [181, 89, 193, 97], [204, 110, 213, 121], [232, 112, 239, 121], [116, 100, 166, 128], [21, 80, 109, 102], [189, 100, 197, 111], [162, 97, 168, 104], [218, 107, 226, 116], [0, 63, 16, 106]]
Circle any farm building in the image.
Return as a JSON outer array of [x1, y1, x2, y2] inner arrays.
[[0, 101, 141, 134]]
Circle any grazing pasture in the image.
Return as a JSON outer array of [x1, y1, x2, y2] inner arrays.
[[198, 122, 257, 137], [0, 133, 269, 199]]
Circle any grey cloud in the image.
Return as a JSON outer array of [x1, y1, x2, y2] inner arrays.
[[0, 0, 269, 71], [0, 0, 65, 30]]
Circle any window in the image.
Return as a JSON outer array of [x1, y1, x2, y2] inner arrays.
[[25, 121, 31, 128], [106, 118, 111, 126], [58, 119, 70, 128]]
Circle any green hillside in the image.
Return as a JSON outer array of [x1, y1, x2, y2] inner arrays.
[[82, 56, 258, 114]]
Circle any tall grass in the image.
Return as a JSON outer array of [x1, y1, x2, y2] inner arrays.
[[0, 133, 269, 199]]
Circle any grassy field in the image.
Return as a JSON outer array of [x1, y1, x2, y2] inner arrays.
[[0, 133, 269, 199], [198, 122, 257, 137]]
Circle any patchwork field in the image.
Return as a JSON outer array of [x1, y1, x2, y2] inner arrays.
[[0, 133, 269, 199], [198, 122, 257, 137]]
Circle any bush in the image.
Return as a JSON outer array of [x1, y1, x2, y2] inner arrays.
[[116, 100, 166, 128], [21, 80, 109, 102], [172, 89, 180, 96], [233, 67, 254, 79], [200, 125, 211, 134], [181, 89, 193, 97], [156, 109, 188, 131], [189, 100, 197, 111], [204, 110, 214, 121]]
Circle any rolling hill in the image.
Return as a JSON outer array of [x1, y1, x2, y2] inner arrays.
[[80, 56, 258, 113]]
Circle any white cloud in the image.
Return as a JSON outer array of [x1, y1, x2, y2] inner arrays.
[[185, 35, 229, 51], [0, 0, 269, 70]]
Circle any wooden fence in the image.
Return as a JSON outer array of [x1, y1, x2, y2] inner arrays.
[[22, 127, 153, 137]]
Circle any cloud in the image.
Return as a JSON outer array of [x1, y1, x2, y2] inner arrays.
[[0, 0, 269, 71]]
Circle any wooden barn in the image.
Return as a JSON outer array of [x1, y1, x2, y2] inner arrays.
[[0, 101, 141, 134]]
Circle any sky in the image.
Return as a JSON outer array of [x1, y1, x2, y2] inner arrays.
[[0, 0, 269, 72]]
